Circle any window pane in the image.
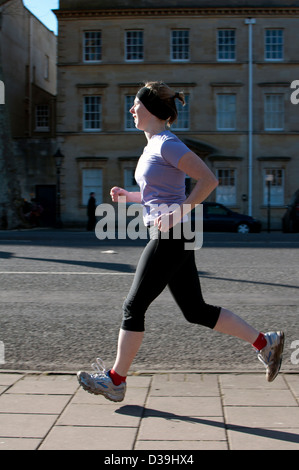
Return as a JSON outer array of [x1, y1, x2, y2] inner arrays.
[[264, 169, 284, 206], [35, 105, 49, 130], [82, 169, 102, 205], [265, 30, 284, 60], [124, 169, 139, 192], [207, 204, 229, 215], [125, 31, 143, 61], [216, 169, 236, 205], [217, 30, 236, 61], [171, 30, 189, 61], [125, 95, 135, 130], [84, 96, 101, 131], [172, 95, 189, 130], [216, 94, 236, 130], [84, 31, 102, 61], [264, 94, 284, 130]]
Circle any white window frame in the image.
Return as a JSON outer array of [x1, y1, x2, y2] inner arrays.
[[125, 30, 144, 62], [171, 94, 190, 130], [264, 29, 284, 61], [216, 94, 236, 131], [83, 31, 102, 63], [216, 168, 237, 206], [35, 105, 50, 131], [83, 96, 102, 132], [171, 30, 190, 62], [263, 169, 284, 206], [82, 169, 103, 206], [217, 29, 236, 62], [264, 94, 284, 131]]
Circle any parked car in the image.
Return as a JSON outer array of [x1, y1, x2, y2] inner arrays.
[[282, 189, 299, 233], [191, 202, 261, 233]]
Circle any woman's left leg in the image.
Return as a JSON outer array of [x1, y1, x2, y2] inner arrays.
[[213, 307, 260, 344], [167, 249, 260, 344], [168, 248, 284, 382]]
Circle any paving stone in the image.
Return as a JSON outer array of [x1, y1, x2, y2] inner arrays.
[[135, 440, 228, 450], [137, 415, 226, 442], [225, 405, 299, 428], [219, 374, 287, 389], [0, 413, 57, 438], [0, 393, 71, 414], [222, 388, 298, 406], [0, 437, 41, 450], [145, 396, 223, 417], [227, 426, 299, 450], [57, 403, 142, 427], [150, 374, 219, 396], [6, 374, 79, 395], [0, 373, 24, 386], [39, 425, 137, 450]]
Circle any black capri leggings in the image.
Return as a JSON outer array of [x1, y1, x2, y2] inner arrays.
[[122, 225, 221, 332]]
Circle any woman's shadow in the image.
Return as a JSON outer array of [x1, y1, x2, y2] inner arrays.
[[115, 405, 299, 445]]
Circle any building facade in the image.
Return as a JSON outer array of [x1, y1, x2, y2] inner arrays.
[[0, 0, 57, 227], [55, 0, 299, 229]]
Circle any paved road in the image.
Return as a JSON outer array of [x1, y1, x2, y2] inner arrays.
[[0, 229, 298, 373]]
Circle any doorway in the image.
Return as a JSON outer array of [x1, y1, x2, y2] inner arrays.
[[35, 185, 56, 227]]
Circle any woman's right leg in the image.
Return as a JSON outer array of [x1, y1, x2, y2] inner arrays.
[[114, 229, 193, 376], [112, 234, 171, 376], [112, 329, 144, 377]]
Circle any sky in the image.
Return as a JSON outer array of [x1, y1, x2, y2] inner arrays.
[[23, 0, 58, 35]]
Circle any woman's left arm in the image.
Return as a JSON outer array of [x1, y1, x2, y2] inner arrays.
[[178, 151, 218, 214], [154, 151, 218, 231]]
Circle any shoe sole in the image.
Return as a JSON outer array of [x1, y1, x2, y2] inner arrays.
[[267, 331, 285, 382], [77, 372, 125, 402]]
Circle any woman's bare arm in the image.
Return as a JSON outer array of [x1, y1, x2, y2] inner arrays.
[[154, 151, 218, 231], [110, 186, 142, 203]]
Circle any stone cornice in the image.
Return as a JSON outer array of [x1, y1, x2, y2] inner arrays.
[[53, 7, 299, 19]]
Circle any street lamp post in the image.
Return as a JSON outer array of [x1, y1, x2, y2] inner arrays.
[[53, 148, 64, 228], [266, 174, 274, 233], [245, 18, 256, 217]]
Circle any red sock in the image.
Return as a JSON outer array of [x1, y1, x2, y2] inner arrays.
[[252, 332, 267, 351], [109, 369, 126, 386]]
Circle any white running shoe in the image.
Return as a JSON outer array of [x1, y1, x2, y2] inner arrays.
[[257, 331, 285, 382], [77, 358, 126, 402]]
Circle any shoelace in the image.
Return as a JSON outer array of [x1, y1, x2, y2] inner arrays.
[[91, 357, 107, 376]]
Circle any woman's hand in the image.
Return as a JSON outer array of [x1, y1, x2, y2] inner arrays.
[[110, 187, 142, 204], [154, 209, 182, 232], [110, 187, 128, 202]]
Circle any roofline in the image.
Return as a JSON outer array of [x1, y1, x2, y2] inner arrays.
[[53, 6, 299, 19]]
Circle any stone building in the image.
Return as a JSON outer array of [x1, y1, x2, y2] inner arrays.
[[54, 0, 299, 229], [0, 0, 57, 227]]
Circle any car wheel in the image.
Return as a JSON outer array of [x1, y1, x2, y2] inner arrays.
[[237, 223, 250, 234]]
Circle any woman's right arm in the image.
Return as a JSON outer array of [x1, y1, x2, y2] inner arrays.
[[110, 186, 142, 203]]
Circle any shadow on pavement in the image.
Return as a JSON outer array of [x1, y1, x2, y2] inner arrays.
[[116, 405, 299, 445]]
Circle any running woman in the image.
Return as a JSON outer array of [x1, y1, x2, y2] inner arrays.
[[77, 81, 284, 402]]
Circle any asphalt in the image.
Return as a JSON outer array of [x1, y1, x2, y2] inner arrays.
[[0, 370, 299, 451]]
